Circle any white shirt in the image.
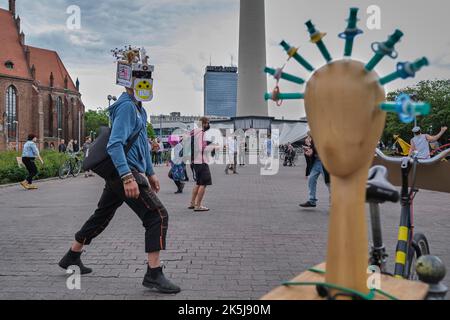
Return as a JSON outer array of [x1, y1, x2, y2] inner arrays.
[[411, 134, 430, 159]]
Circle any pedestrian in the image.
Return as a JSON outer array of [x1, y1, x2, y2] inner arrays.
[[82, 137, 94, 178], [151, 138, 160, 166], [299, 133, 330, 208], [168, 136, 185, 194], [284, 144, 296, 167], [20, 134, 44, 190], [73, 140, 80, 153], [58, 48, 180, 294], [67, 139, 74, 153], [409, 126, 447, 159], [225, 135, 238, 175], [189, 117, 215, 212], [58, 139, 66, 153], [239, 137, 246, 166], [49, 142, 56, 151], [263, 133, 273, 170], [158, 138, 164, 166]]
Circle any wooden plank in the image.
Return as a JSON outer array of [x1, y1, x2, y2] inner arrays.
[[261, 263, 429, 300]]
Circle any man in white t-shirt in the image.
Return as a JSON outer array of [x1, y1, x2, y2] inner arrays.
[[409, 126, 447, 159]]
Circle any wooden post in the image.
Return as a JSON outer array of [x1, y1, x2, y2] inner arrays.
[[304, 60, 386, 295]]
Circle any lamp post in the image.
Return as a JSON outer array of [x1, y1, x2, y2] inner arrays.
[[13, 120, 18, 151], [78, 106, 81, 147], [107, 95, 117, 128]]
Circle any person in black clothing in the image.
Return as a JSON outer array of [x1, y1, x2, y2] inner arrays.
[[73, 140, 80, 153], [58, 139, 67, 153], [300, 133, 330, 208]]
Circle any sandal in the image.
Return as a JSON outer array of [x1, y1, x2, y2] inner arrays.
[[188, 204, 195, 210], [194, 206, 210, 212]]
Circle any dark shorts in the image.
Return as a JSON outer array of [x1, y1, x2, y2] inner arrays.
[[192, 164, 212, 186]]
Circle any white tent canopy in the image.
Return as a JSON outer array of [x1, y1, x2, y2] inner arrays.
[[272, 122, 309, 145]]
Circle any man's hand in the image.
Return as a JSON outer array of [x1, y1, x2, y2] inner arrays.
[[148, 175, 160, 193], [124, 180, 140, 199]]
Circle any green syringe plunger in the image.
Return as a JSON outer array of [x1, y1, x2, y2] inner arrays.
[[306, 20, 332, 63], [365, 29, 404, 71], [264, 92, 305, 101], [280, 41, 315, 72], [339, 7, 363, 57], [264, 67, 305, 85], [379, 57, 429, 85]]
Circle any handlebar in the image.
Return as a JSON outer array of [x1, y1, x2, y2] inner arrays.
[[375, 148, 450, 167]]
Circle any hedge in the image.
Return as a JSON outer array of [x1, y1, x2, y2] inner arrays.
[[0, 151, 68, 185]]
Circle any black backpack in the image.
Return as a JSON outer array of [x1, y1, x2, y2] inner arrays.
[[83, 126, 141, 180]]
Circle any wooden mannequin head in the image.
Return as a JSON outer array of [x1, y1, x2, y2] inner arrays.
[[304, 59, 386, 295], [305, 60, 386, 177]]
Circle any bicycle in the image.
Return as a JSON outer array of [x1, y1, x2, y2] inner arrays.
[[59, 151, 83, 179], [366, 148, 450, 280]]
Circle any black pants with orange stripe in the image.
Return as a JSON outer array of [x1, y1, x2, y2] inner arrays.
[[75, 172, 168, 253]]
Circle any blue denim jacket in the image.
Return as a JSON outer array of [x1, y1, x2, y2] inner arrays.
[[22, 141, 39, 158]]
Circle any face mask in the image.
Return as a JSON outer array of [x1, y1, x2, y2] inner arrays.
[[133, 78, 153, 102]]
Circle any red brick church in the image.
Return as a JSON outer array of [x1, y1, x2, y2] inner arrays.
[[0, 0, 85, 151]]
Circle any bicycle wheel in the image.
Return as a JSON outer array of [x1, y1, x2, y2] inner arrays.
[[406, 233, 430, 280], [59, 161, 71, 179], [72, 159, 82, 177]]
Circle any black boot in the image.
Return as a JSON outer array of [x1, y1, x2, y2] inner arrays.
[[143, 266, 181, 294], [174, 181, 184, 194], [58, 249, 93, 275]]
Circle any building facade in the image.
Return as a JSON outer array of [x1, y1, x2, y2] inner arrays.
[[0, 1, 85, 151], [204, 66, 238, 118]]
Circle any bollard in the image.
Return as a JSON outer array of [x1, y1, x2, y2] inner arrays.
[[305, 20, 332, 63], [416, 255, 448, 300], [280, 40, 315, 72], [365, 30, 404, 71], [264, 67, 305, 85], [339, 7, 363, 57], [379, 57, 429, 85]]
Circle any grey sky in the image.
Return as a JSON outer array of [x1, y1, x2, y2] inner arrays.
[[10, 0, 450, 119]]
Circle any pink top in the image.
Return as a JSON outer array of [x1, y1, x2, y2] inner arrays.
[[191, 128, 208, 164]]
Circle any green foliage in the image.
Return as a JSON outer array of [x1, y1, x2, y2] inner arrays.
[[147, 122, 156, 139], [0, 151, 67, 185], [383, 80, 450, 146], [84, 108, 109, 138]]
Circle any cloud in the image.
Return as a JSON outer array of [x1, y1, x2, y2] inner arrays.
[[182, 64, 204, 92]]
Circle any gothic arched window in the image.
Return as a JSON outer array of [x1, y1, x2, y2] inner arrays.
[[5, 85, 17, 140], [56, 96, 63, 134]]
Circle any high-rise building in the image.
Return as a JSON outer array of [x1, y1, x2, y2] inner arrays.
[[204, 66, 238, 118]]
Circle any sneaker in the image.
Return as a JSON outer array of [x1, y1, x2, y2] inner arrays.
[[143, 266, 181, 294], [27, 184, 38, 190], [299, 201, 317, 208], [58, 249, 93, 275], [20, 181, 29, 190]]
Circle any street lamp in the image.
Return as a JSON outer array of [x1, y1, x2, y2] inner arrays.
[[107, 95, 117, 128], [13, 120, 18, 151]]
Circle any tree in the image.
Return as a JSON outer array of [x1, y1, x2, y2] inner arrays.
[[147, 122, 156, 140], [84, 108, 109, 138], [382, 80, 450, 146]]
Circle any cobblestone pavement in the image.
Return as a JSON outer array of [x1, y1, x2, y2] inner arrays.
[[0, 162, 449, 300]]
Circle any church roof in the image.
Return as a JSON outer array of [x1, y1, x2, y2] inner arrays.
[[0, 8, 31, 80], [0, 7, 78, 92], [27, 46, 78, 91]]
